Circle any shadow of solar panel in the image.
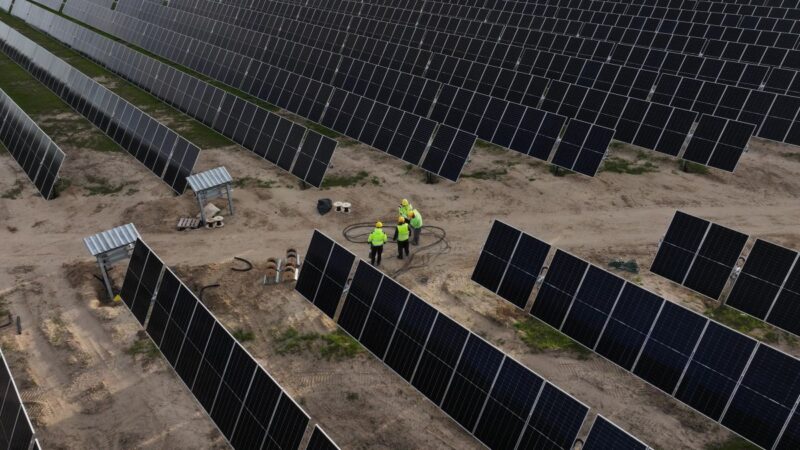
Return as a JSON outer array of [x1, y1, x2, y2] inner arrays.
[[306, 425, 339, 450], [583, 416, 647, 450]]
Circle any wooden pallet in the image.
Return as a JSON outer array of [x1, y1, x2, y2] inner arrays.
[[177, 217, 201, 230]]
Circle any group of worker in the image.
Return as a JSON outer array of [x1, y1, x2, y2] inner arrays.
[[367, 198, 423, 266]]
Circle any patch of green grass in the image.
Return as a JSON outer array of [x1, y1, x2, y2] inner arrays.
[[704, 436, 760, 450], [274, 328, 319, 355], [602, 157, 658, 174], [83, 175, 127, 196], [304, 121, 340, 139], [608, 141, 625, 149], [704, 305, 787, 345], [232, 328, 255, 342], [461, 168, 508, 180], [680, 159, 711, 175], [321, 170, 370, 188], [125, 339, 160, 359], [513, 318, 591, 359], [233, 176, 276, 189], [273, 328, 362, 360], [781, 152, 800, 162], [608, 259, 639, 273], [319, 330, 363, 360], [1, 180, 25, 199]]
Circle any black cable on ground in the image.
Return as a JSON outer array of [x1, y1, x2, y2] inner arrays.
[[343, 222, 450, 277], [200, 284, 220, 302], [231, 256, 253, 272]]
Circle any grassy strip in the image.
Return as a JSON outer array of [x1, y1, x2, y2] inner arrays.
[[274, 327, 363, 361], [514, 318, 591, 359], [0, 11, 229, 149]]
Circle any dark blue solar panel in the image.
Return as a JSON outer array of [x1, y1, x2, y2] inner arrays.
[[561, 267, 625, 348], [519, 383, 587, 450], [583, 416, 647, 450], [727, 240, 798, 320], [596, 284, 664, 370], [530, 251, 588, 328]]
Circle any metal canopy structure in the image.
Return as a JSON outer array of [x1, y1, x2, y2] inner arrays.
[[186, 166, 234, 224], [83, 223, 140, 301]]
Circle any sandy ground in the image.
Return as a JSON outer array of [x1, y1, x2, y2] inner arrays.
[[1, 130, 800, 450]]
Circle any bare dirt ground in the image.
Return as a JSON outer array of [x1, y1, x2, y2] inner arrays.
[[1, 132, 800, 450]]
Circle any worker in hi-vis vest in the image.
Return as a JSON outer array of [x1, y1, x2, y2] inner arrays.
[[368, 222, 388, 266], [398, 198, 414, 221], [394, 217, 410, 259], [408, 209, 423, 245]]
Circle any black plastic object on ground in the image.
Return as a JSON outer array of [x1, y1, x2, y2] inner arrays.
[[317, 198, 332, 215]]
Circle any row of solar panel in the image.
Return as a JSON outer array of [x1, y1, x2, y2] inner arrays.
[[409, 0, 800, 27], [63, 0, 477, 181], [142, 0, 800, 149], [650, 211, 800, 339], [15, 1, 337, 188], [127, 0, 761, 170], [170, 0, 800, 96], [0, 349, 40, 450], [141, 0, 793, 98], [89, 0, 748, 175], [0, 88, 65, 199], [470, 220, 800, 450], [118, 238, 337, 450], [232, 0, 800, 17], [31, 0, 62, 11], [295, 230, 592, 450], [0, 22, 199, 194], [287, 0, 800, 59]]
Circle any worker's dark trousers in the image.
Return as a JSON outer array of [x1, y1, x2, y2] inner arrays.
[[398, 240, 410, 259], [370, 245, 383, 266], [411, 227, 421, 245]]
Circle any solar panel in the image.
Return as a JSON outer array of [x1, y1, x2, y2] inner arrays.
[[0, 348, 38, 450], [296, 231, 589, 450], [551, 120, 613, 177], [471, 220, 551, 309], [650, 211, 748, 300], [583, 416, 648, 450], [306, 425, 339, 450], [0, 19, 198, 194], [726, 240, 798, 321], [295, 231, 357, 319], [682, 115, 755, 172], [118, 239, 338, 450], [0, 88, 65, 199], [527, 241, 800, 449]]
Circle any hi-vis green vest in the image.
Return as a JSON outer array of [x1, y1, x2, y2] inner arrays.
[[410, 210, 422, 229], [398, 204, 413, 219], [397, 223, 410, 242], [368, 228, 387, 246]]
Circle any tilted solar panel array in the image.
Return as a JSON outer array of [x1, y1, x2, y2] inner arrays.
[[473, 219, 800, 449], [0, 21, 199, 194], [295, 230, 592, 450], [62, 0, 477, 181], [583, 415, 650, 450], [14, 0, 338, 188], [0, 348, 39, 449], [119, 238, 338, 449], [650, 211, 800, 339], [116, 0, 800, 171], [177, 0, 800, 155], [0, 87, 65, 199], [650, 211, 749, 300]]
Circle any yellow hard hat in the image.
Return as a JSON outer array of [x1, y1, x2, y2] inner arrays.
[[401, 199, 409, 206], [376, 221, 383, 228], [398, 216, 405, 224], [408, 211, 415, 218]]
